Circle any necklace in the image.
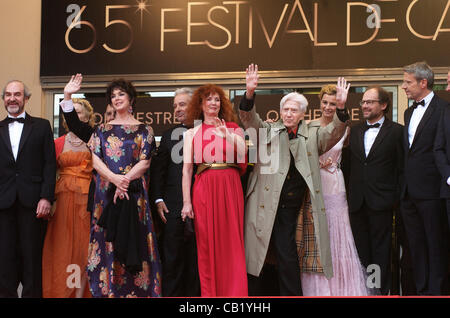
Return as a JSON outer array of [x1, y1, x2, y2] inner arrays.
[[67, 132, 84, 147]]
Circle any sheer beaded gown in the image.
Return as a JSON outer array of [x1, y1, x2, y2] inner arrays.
[[301, 129, 369, 296]]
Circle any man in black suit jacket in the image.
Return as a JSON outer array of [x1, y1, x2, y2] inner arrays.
[[0, 80, 56, 297], [348, 86, 404, 295], [434, 71, 450, 234], [400, 62, 449, 295], [149, 88, 200, 296]]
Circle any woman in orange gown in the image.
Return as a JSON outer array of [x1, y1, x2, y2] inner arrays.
[[181, 84, 248, 296], [42, 98, 94, 298]]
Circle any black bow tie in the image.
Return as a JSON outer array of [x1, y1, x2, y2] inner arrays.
[[6, 117, 25, 124], [364, 122, 381, 130], [411, 100, 425, 109]]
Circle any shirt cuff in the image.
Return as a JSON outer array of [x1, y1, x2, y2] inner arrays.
[[239, 93, 256, 111], [60, 99, 74, 113], [155, 199, 164, 204], [447, 177, 450, 186], [336, 108, 350, 122]]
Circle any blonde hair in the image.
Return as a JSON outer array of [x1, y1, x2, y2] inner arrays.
[[318, 84, 337, 101], [62, 98, 95, 132]]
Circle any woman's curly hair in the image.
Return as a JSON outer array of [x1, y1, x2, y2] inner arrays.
[[185, 84, 237, 127]]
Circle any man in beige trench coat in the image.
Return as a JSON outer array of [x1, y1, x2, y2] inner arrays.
[[239, 64, 351, 295]]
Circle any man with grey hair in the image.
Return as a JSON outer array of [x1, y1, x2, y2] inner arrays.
[[400, 61, 449, 295], [149, 87, 200, 296], [239, 64, 350, 296], [0, 80, 56, 297]]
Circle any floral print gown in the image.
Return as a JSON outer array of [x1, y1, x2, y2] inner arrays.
[[87, 124, 162, 297]]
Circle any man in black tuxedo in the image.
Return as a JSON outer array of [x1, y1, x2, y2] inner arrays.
[[348, 86, 404, 295], [434, 70, 450, 234], [149, 88, 200, 297], [0, 80, 56, 297], [400, 62, 449, 295]]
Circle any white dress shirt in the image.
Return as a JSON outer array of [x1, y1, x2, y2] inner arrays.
[[8, 112, 26, 161], [364, 116, 385, 157], [59, 99, 74, 112], [408, 91, 434, 148]]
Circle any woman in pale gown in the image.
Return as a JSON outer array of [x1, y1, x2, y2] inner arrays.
[[300, 85, 369, 296], [42, 98, 94, 298]]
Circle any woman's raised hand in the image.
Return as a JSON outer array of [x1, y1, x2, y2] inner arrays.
[[64, 73, 83, 100], [336, 77, 351, 108], [212, 117, 228, 139]]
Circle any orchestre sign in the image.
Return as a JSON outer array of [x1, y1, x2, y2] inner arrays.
[[59, 92, 374, 137], [41, 0, 450, 77]]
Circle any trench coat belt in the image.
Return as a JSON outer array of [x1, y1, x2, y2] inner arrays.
[[196, 163, 239, 175]]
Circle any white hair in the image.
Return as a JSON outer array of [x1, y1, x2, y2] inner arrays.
[[279, 92, 308, 113], [174, 87, 193, 98]]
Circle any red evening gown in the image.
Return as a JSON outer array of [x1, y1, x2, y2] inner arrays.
[[191, 122, 248, 297]]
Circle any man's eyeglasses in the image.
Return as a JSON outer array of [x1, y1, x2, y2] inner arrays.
[[359, 99, 380, 106]]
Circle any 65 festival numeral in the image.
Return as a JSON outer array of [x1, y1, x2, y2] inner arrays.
[[65, 5, 133, 54]]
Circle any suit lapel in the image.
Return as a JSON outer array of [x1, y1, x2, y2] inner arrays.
[[0, 118, 14, 158], [404, 107, 413, 149], [410, 97, 437, 149], [17, 113, 33, 160], [366, 119, 392, 160], [356, 123, 366, 160]]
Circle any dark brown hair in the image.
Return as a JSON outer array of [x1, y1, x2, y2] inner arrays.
[[366, 86, 391, 114], [106, 79, 137, 108]]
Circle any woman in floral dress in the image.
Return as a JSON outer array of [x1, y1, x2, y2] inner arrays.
[[63, 75, 162, 297]]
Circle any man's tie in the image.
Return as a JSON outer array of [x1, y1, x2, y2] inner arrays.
[[364, 123, 381, 130], [5, 117, 25, 124], [411, 100, 425, 109], [288, 131, 296, 140]]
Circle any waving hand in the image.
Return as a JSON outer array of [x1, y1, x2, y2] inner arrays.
[[336, 77, 351, 109]]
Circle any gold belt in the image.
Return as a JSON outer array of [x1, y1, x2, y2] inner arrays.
[[196, 163, 239, 175]]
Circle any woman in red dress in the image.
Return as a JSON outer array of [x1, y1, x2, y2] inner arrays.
[[181, 84, 248, 297]]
